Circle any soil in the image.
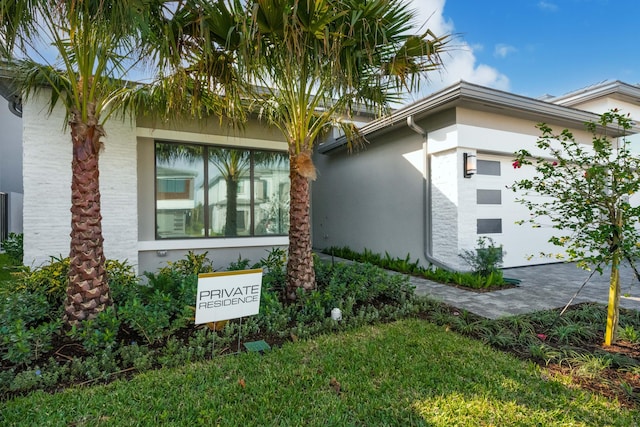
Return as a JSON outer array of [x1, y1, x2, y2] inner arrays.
[[545, 354, 640, 409]]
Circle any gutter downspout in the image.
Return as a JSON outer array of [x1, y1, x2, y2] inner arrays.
[[8, 95, 22, 117], [406, 115, 457, 271]]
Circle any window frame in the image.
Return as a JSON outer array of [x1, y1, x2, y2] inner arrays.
[[154, 140, 289, 240]]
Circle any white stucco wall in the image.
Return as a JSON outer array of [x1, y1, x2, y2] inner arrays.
[[22, 92, 138, 269], [565, 98, 640, 121], [313, 105, 615, 271]]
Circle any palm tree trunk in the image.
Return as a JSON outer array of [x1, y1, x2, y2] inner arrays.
[[63, 109, 110, 324], [286, 168, 315, 299]]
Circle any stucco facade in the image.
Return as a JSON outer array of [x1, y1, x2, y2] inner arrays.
[[20, 92, 289, 273], [0, 79, 23, 238], [313, 81, 640, 269], [135, 115, 289, 272], [14, 79, 640, 273]]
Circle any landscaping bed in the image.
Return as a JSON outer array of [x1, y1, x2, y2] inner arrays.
[[1, 251, 638, 411], [322, 244, 516, 291]]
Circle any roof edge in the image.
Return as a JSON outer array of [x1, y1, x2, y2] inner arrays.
[[319, 81, 631, 155]]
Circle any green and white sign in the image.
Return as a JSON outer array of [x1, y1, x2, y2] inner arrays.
[[195, 269, 263, 324]]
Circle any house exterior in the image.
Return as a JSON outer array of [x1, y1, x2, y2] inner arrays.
[[0, 75, 23, 242], [18, 91, 290, 273], [312, 80, 640, 270], [9, 78, 640, 273]]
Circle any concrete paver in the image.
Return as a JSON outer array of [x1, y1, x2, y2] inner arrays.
[[317, 253, 640, 319]]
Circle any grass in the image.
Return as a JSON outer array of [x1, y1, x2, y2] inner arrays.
[[1, 319, 637, 426]]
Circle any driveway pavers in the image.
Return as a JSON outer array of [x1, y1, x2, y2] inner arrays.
[[316, 253, 640, 319]]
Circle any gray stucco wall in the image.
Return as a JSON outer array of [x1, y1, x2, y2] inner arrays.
[[0, 102, 24, 234], [312, 125, 428, 263], [0, 103, 22, 195]]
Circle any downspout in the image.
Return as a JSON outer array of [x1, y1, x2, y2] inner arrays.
[[406, 116, 457, 271], [8, 95, 22, 118]]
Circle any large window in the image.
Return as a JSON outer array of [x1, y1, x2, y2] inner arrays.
[[155, 141, 289, 239]]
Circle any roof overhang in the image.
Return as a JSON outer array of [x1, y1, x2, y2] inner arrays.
[[319, 80, 639, 154], [549, 80, 640, 108]]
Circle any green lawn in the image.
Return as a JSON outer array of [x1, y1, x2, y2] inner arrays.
[[1, 319, 636, 426]]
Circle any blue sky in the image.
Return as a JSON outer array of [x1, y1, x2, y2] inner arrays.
[[410, 0, 640, 101]]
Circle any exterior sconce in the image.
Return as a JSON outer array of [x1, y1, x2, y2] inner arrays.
[[463, 153, 477, 178]]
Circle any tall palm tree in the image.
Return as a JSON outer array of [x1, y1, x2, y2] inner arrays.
[[235, 0, 450, 298], [0, 0, 241, 324]]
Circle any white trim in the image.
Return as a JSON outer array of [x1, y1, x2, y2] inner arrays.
[[138, 236, 289, 251], [136, 127, 288, 151]]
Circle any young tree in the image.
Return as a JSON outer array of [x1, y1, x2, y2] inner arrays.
[[0, 1, 241, 324], [511, 110, 640, 345], [234, 0, 450, 298]]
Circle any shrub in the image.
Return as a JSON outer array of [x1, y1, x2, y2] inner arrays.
[[66, 306, 121, 352], [118, 342, 155, 371], [157, 250, 214, 277], [106, 259, 139, 302], [10, 256, 69, 306], [1, 232, 23, 265], [0, 289, 62, 365], [227, 255, 251, 271], [459, 236, 504, 276], [118, 293, 174, 345], [324, 245, 508, 290]]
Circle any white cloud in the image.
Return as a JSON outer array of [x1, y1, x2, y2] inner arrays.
[[494, 44, 517, 58], [406, 0, 510, 101], [537, 1, 558, 12]]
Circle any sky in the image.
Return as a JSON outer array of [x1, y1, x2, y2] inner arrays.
[[407, 0, 640, 103]]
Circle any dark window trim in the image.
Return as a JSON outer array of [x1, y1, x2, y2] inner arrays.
[[154, 140, 289, 240], [477, 218, 502, 234], [477, 159, 501, 176], [476, 189, 502, 205]]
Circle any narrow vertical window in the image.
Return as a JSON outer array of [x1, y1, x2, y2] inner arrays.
[[208, 148, 251, 236], [254, 151, 290, 235], [155, 143, 205, 238]]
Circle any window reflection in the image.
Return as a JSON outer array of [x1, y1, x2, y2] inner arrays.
[[155, 142, 289, 239], [155, 144, 205, 238]]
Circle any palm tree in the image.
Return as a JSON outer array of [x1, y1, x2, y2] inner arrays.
[[235, 0, 450, 298], [0, 0, 241, 324]]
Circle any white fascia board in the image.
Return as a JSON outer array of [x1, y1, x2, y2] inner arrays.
[[318, 81, 639, 155], [549, 80, 640, 107]]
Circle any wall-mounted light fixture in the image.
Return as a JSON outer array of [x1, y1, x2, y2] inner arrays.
[[463, 153, 477, 178]]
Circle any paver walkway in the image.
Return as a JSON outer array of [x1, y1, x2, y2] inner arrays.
[[317, 253, 640, 319]]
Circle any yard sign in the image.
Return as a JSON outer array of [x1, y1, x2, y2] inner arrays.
[[195, 269, 263, 324]]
